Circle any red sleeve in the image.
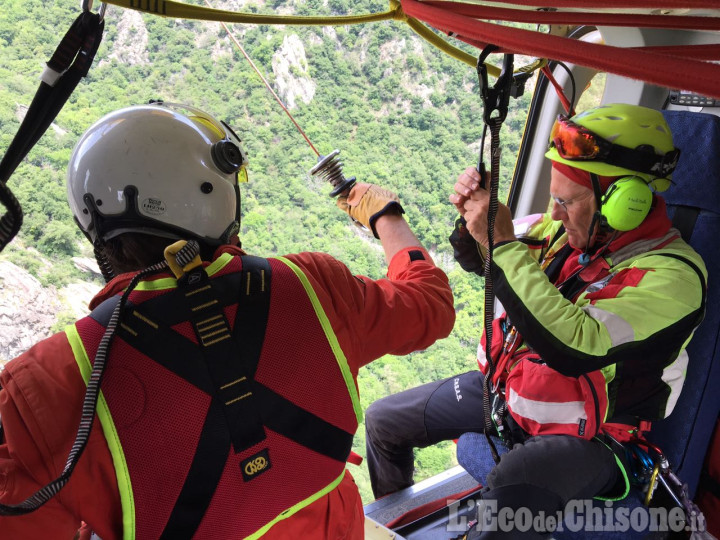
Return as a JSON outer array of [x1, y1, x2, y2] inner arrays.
[[0, 333, 122, 540], [283, 247, 455, 371]]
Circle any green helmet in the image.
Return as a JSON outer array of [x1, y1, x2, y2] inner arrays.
[[545, 103, 677, 191]]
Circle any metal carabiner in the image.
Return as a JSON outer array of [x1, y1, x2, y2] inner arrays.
[[476, 45, 515, 126], [81, 0, 107, 20]]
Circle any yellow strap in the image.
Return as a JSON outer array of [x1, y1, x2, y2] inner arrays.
[[102, 0, 547, 87], [101, 0, 509, 78], [103, 0, 399, 25]]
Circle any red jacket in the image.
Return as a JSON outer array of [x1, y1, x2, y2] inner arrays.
[[0, 247, 454, 539]]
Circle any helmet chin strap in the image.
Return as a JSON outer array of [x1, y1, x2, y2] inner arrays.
[[579, 173, 614, 267]]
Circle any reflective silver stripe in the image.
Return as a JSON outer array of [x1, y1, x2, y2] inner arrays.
[[507, 387, 587, 425], [582, 305, 635, 347], [661, 350, 688, 417], [477, 342, 488, 368], [608, 230, 679, 265]]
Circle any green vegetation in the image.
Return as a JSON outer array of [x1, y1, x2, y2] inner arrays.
[[0, 0, 534, 502]]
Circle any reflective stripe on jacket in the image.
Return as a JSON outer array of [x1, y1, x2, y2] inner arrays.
[[478, 197, 707, 440]]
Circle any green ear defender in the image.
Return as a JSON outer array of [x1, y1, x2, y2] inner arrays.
[[600, 176, 653, 231]]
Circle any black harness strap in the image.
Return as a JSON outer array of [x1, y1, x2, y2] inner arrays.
[[158, 399, 230, 540], [255, 384, 354, 463], [156, 258, 270, 538], [180, 257, 270, 454], [671, 205, 700, 243], [233, 256, 273, 380], [0, 10, 104, 252]]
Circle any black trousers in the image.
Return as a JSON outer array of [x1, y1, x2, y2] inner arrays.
[[365, 370, 619, 504]]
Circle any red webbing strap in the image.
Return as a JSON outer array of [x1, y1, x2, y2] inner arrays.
[[402, 0, 720, 100], [638, 43, 720, 60], [468, 0, 717, 8], [347, 450, 363, 466], [422, 1, 720, 31], [383, 483, 483, 529]]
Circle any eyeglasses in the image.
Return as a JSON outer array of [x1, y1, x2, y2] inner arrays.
[[548, 115, 681, 178], [551, 191, 593, 213]]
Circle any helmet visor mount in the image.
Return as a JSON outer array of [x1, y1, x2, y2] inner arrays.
[[549, 115, 681, 180], [157, 101, 249, 182]]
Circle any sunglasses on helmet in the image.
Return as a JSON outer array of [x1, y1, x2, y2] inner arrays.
[[549, 115, 681, 178]]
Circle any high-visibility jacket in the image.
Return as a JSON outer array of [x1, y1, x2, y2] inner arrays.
[[478, 197, 707, 442], [0, 246, 455, 540]]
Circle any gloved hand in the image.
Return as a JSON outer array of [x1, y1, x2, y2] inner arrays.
[[337, 183, 404, 238], [449, 216, 486, 275]]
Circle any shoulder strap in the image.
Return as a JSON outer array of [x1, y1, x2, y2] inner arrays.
[[671, 206, 700, 243], [159, 256, 272, 539]]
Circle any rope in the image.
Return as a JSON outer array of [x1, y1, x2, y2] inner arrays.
[[541, 65, 574, 115], [204, 0, 320, 156], [103, 0, 400, 25], [469, 0, 718, 8], [401, 0, 720, 100], [421, 2, 720, 31]]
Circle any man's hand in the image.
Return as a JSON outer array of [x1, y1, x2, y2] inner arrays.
[[448, 167, 515, 248], [337, 183, 404, 239]]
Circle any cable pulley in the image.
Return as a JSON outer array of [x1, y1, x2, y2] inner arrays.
[[309, 150, 357, 197]]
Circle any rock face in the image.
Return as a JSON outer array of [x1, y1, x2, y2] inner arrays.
[[103, 10, 150, 66], [0, 261, 99, 364], [0, 261, 62, 363], [272, 34, 316, 109]]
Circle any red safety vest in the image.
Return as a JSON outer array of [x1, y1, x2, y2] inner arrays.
[[66, 253, 362, 540]]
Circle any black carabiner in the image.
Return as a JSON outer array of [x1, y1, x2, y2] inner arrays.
[[477, 45, 515, 126]]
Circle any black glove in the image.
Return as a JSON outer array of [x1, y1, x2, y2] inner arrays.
[[449, 216, 485, 275]]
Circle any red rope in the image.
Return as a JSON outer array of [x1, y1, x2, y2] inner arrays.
[[402, 0, 720, 100], [541, 65, 574, 115], [205, 1, 320, 157], [421, 1, 720, 31]]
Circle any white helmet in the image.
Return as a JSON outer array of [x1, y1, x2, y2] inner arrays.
[[67, 102, 247, 246]]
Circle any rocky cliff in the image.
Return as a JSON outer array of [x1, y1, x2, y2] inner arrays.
[[0, 260, 100, 365]]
